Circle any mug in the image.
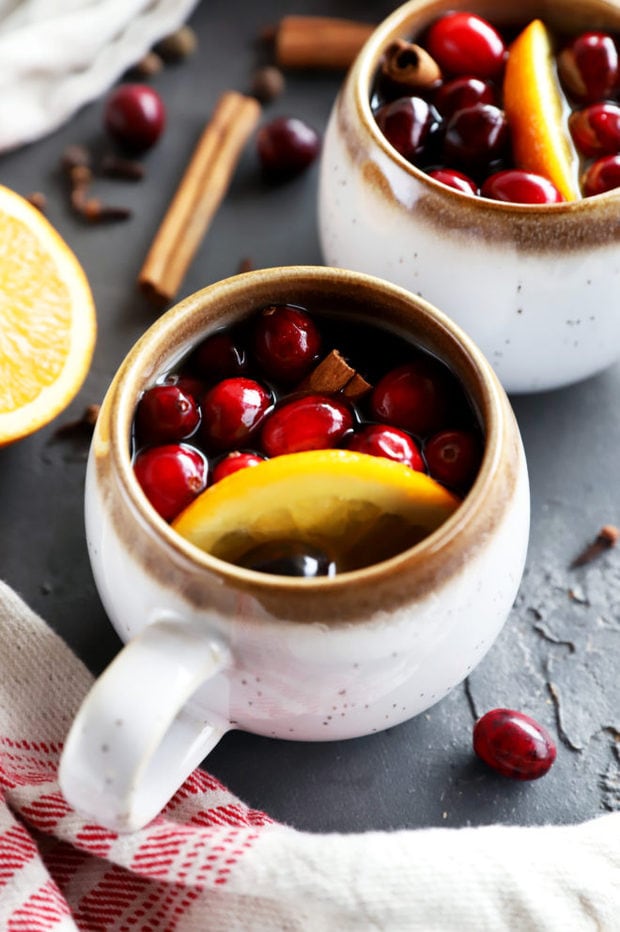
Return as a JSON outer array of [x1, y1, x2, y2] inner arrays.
[[59, 266, 529, 832]]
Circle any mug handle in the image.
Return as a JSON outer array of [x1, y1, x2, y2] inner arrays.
[[58, 616, 231, 833]]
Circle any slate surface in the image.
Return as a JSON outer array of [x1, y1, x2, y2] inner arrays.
[[0, 0, 618, 834]]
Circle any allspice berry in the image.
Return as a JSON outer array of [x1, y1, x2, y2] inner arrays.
[[155, 26, 198, 62], [250, 65, 285, 103]]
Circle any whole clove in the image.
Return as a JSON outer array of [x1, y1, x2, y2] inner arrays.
[[570, 524, 619, 568], [100, 154, 146, 181]]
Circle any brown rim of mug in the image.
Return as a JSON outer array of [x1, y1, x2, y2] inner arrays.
[[350, 0, 620, 215], [103, 266, 511, 594]]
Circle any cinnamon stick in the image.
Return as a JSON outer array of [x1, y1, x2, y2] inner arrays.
[[273, 16, 375, 70], [381, 40, 442, 91], [298, 349, 372, 399], [139, 91, 261, 306]]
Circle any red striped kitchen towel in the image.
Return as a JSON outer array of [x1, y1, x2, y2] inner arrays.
[[1, 579, 619, 931]]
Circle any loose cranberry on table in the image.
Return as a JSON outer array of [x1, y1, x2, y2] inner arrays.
[[374, 97, 440, 161], [253, 304, 321, 383], [481, 170, 564, 204], [557, 31, 619, 103], [568, 103, 620, 159], [347, 424, 424, 472], [191, 332, 248, 382], [425, 12, 507, 80], [261, 394, 353, 457], [134, 444, 207, 522], [473, 708, 557, 780], [370, 360, 449, 437], [104, 83, 165, 152], [442, 103, 509, 172], [211, 451, 265, 484], [135, 384, 201, 444], [201, 377, 271, 451], [428, 168, 478, 195], [257, 116, 321, 180], [424, 429, 481, 489]]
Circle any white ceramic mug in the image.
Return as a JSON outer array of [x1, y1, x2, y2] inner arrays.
[[59, 266, 529, 832], [319, 0, 620, 393]]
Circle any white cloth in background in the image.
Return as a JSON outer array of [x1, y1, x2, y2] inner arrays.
[[0, 0, 199, 152]]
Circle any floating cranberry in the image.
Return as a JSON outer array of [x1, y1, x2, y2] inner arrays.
[[426, 12, 506, 80], [261, 394, 353, 456], [557, 32, 619, 104], [257, 116, 321, 180], [236, 539, 337, 577], [167, 374, 205, 402], [201, 377, 271, 451], [374, 96, 441, 162], [425, 429, 481, 488], [428, 167, 478, 195], [347, 424, 425, 471], [371, 360, 449, 437], [253, 305, 321, 382], [104, 83, 165, 152], [433, 76, 496, 119], [211, 451, 266, 483], [582, 154, 620, 196], [481, 170, 564, 204], [569, 103, 620, 159], [192, 333, 247, 382], [135, 384, 201, 444], [442, 104, 509, 172], [473, 708, 557, 780], [134, 444, 207, 522]]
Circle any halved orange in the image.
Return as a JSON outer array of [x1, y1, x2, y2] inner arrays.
[[0, 185, 96, 445], [172, 449, 461, 574], [503, 19, 580, 201]]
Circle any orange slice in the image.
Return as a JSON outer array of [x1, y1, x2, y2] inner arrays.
[[172, 449, 461, 573], [503, 19, 580, 201], [0, 185, 96, 445]]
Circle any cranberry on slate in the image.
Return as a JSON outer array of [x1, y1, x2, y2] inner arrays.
[[425, 429, 481, 488], [582, 154, 620, 196], [201, 377, 271, 451], [253, 305, 321, 383], [426, 12, 506, 80], [257, 116, 320, 180], [473, 708, 557, 780], [104, 83, 165, 152], [443, 104, 509, 172], [347, 424, 425, 471], [134, 444, 207, 522], [558, 31, 619, 104], [192, 332, 247, 382], [211, 451, 266, 483], [374, 96, 441, 162], [261, 394, 353, 456], [370, 360, 449, 437], [481, 170, 564, 204], [433, 76, 496, 119], [429, 167, 478, 195], [135, 384, 201, 444], [569, 103, 620, 159]]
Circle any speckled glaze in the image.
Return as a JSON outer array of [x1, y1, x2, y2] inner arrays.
[[319, 0, 620, 393], [59, 267, 529, 832]]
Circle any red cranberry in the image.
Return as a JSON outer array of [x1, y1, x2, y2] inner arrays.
[[481, 170, 564, 204], [442, 104, 508, 172], [582, 154, 620, 196], [370, 360, 449, 437], [134, 444, 207, 522], [165, 374, 204, 402], [261, 394, 353, 456], [236, 540, 337, 578], [569, 103, 620, 159], [558, 32, 619, 104], [426, 12, 506, 80], [424, 429, 481, 488], [253, 305, 321, 383], [201, 377, 271, 451], [473, 708, 557, 780], [135, 384, 201, 444], [257, 116, 320, 180], [374, 96, 441, 162], [433, 76, 496, 119], [428, 167, 478, 195], [104, 83, 165, 152], [211, 451, 266, 483], [347, 424, 424, 471], [192, 333, 247, 381]]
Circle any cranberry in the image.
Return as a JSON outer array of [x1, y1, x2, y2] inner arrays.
[[104, 83, 165, 152], [473, 708, 557, 780], [569, 103, 620, 159], [192, 333, 247, 382], [370, 360, 449, 437], [558, 32, 619, 104], [425, 429, 481, 488], [134, 444, 207, 522], [433, 76, 496, 119], [236, 539, 337, 577], [481, 170, 564, 204], [582, 154, 620, 196], [135, 384, 201, 444], [428, 167, 478, 195], [261, 394, 353, 456], [201, 377, 271, 451], [426, 12, 506, 80], [374, 96, 441, 162], [347, 424, 424, 471], [253, 305, 321, 383], [257, 116, 320, 180], [442, 104, 509, 172], [166, 374, 205, 402], [211, 451, 265, 483]]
